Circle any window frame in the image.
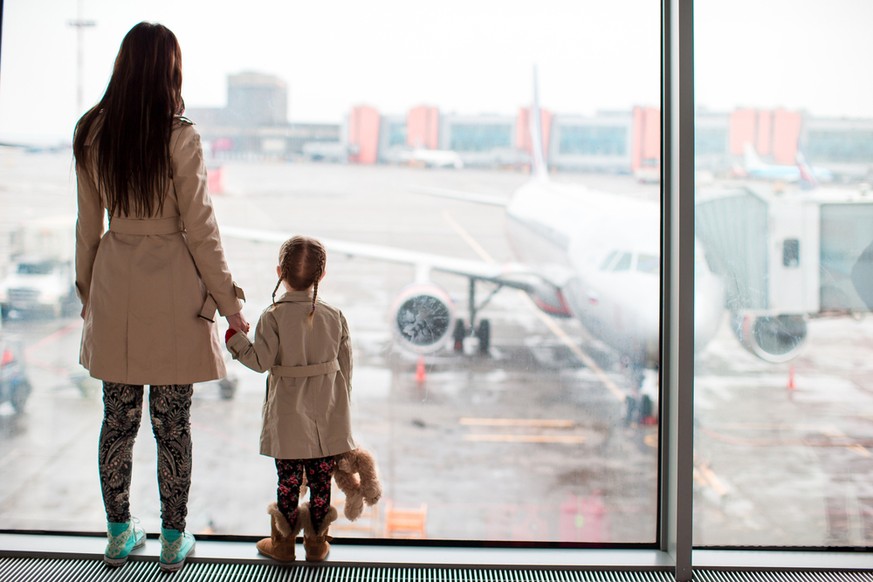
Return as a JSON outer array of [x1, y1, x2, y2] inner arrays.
[[1, 1, 872, 579]]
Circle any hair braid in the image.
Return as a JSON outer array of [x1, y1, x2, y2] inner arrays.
[[274, 236, 327, 317], [271, 278, 282, 304]]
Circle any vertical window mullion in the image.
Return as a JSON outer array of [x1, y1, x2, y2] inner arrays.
[[661, 0, 695, 579]]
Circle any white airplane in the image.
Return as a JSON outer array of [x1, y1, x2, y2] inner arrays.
[[222, 74, 728, 375], [741, 143, 833, 186], [395, 147, 464, 169]]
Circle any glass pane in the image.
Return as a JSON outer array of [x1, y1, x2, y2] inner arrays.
[[0, 1, 659, 543], [694, 1, 873, 547]]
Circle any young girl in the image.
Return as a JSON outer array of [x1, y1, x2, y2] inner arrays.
[[225, 235, 354, 562]]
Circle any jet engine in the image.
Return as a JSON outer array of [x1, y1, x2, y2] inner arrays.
[[732, 313, 808, 363], [390, 284, 455, 354]]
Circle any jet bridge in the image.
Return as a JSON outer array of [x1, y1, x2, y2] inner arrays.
[[696, 184, 873, 362]]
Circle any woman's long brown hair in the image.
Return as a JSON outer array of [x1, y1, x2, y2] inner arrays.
[[73, 22, 184, 217]]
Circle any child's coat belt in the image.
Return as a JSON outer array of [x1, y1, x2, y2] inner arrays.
[[271, 360, 340, 378]]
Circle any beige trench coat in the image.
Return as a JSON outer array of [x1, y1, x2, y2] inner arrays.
[[76, 117, 243, 385], [226, 290, 355, 460]]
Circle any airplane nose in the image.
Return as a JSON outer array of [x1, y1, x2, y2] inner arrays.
[[627, 288, 661, 364], [694, 273, 725, 351]]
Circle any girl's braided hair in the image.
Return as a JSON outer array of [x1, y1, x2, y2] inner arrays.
[[272, 236, 327, 317]]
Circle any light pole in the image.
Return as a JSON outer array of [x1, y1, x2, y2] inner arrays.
[[67, 0, 95, 115]]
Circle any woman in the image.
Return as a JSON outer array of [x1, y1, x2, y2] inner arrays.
[[73, 22, 249, 573]]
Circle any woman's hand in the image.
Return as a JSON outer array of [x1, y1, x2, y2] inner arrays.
[[226, 311, 250, 333]]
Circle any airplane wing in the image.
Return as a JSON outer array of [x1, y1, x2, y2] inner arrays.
[[221, 226, 571, 294], [408, 185, 509, 207]]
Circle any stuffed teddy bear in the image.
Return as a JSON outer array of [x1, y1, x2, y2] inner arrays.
[[333, 447, 382, 521]]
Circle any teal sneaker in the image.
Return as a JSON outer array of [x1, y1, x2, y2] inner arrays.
[[159, 528, 196, 572], [104, 517, 146, 567]]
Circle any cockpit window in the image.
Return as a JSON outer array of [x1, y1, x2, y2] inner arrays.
[[599, 250, 619, 271], [612, 252, 632, 271], [636, 253, 659, 274]]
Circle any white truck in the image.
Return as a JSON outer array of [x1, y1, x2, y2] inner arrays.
[[0, 216, 78, 320]]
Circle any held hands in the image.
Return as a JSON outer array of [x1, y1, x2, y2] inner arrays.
[[225, 311, 250, 334]]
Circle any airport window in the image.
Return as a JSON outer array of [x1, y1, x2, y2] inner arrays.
[[694, 126, 727, 156], [12, 0, 872, 566], [0, 0, 663, 547], [693, 0, 873, 548], [447, 123, 513, 152], [557, 125, 628, 156], [805, 129, 873, 164], [386, 122, 407, 148]]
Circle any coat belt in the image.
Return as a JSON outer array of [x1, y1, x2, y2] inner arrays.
[[109, 216, 183, 235], [271, 360, 340, 378]]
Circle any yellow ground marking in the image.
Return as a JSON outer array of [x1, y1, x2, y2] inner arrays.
[[522, 300, 626, 402], [441, 210, 495, 263], [692, 467, 707, 487], [442, 210, 626, 403], [695, 462, 729, 496], [464, 434, 586, 444], [459, 417, 575, 428]]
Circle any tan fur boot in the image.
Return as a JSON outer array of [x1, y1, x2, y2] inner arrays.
[[299, 502, 337, 562], [256, 502, 301, 562]]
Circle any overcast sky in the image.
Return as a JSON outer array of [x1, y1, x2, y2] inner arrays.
[[2, 0, 872, 144]]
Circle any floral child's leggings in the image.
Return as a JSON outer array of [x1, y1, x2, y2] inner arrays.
[[99, 382, 193, 531], [276, 456, 338, 532]]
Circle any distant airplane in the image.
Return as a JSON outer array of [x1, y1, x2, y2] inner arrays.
[[222, 71, 727, 377], [393, 147, 464, 169], [741, 143, 832, 187]]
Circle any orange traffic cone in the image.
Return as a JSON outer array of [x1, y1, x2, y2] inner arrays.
[[415, 356, 426, 383], [787, 365, 796, 391]]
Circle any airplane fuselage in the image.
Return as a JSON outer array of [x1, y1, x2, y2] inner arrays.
[[504, 178, 724, 366]]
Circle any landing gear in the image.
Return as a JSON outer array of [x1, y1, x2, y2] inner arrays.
[[475, 320, 490, 353], [624, 365, 659, 426], [453, 319, 465, 352], [451, 317, 491, 355], [452, 278, 501, 356]]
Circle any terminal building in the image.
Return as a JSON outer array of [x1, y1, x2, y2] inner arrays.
[[186, 72, 873, 182], [186, 72, 342, 160]]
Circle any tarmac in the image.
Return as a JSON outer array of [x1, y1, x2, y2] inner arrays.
[[0, 151, 871, 547]]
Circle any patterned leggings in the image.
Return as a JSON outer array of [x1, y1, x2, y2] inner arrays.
[[276, 456, 337, 532], [99, 382, 193, 531]]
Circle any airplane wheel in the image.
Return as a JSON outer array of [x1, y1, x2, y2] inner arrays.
[[452, 318, 465, 352], [476, 320, 491, 354]]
